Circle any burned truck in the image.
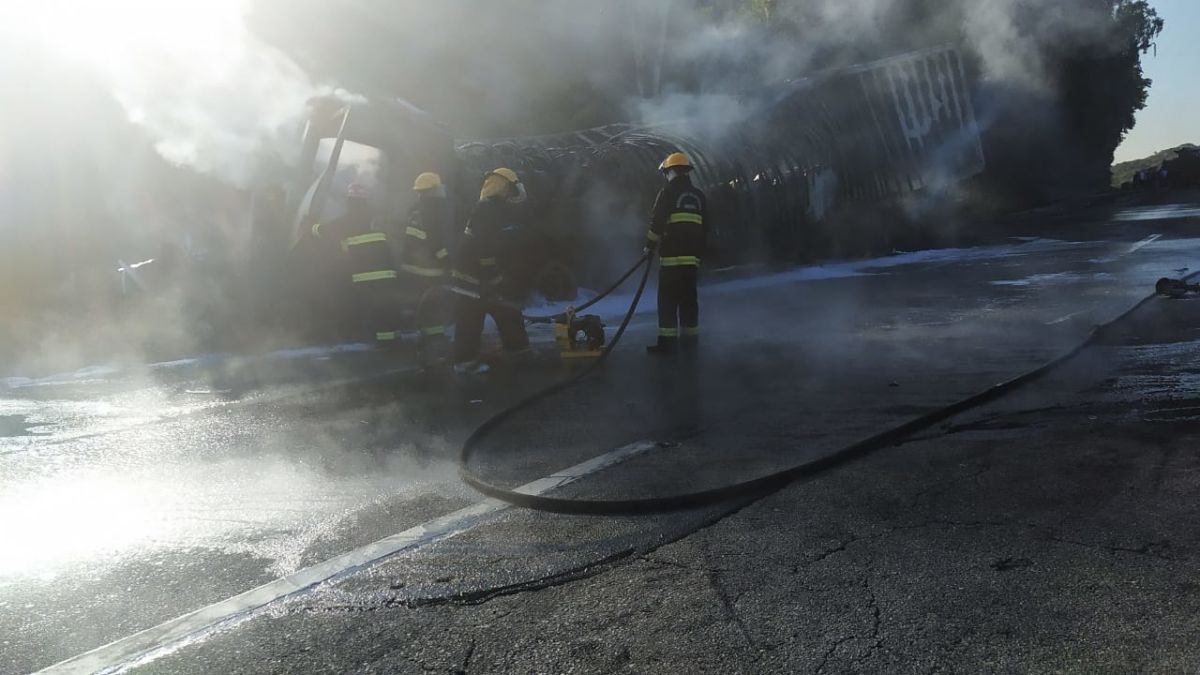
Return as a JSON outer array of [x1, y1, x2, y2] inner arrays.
[[278, 45, 985, 317]]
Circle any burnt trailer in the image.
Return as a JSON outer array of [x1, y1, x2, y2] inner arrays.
[[281, 45, 984, 305]]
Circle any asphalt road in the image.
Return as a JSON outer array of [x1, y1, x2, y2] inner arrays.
[[3, 194, 1200, 674]]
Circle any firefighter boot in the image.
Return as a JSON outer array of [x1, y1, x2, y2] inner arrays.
[[646, 336, 678, 356], [419, 334, 450, 370]]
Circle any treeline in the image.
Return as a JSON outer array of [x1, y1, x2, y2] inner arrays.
[[1112, 144, 1199, 187]]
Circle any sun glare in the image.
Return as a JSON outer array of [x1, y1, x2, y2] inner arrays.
[[7, 0, 250, 84], [0, 472, 164, 579]]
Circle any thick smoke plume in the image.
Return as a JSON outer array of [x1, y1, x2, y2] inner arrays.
[[2, 0, 1150, 185], [1, 0, 318, 186], [0, 0, 1158, 374]]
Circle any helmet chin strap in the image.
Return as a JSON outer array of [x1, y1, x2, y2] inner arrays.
[[507, 182, 528, 204]]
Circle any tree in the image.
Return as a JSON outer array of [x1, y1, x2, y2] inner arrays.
[[1060, 1, 1163, 183]]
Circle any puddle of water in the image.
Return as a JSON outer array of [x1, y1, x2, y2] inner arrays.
[[0, 415, 50, 438]]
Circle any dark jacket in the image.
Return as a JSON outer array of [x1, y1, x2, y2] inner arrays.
[[315, 211, 398, 284], [453, 197, 516, 294], [400, 196, 452, 279], [646, 173, 707, 267]]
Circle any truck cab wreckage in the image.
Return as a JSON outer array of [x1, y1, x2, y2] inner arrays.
[[275, 45, 986, 338]]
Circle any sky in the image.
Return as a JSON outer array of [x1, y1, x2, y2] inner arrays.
[[1113, 0, 1200, 162]]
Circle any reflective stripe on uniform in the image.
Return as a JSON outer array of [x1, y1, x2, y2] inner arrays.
[[421, 325, 448, 337], [376, 331, 398, 341], [658, 327, 680, 337], [405, 226, 428, 240], [311, 222, 322, 237], [401, 263, 446, 278], [352, 270, 398, 283], [341, 232, 387, 251], [660, 255, 700, 267], [646, 230, 661, 242], [683, 325, 700, 336], [479, 257, 497, 267], [452, 270, 480, 285], [668, 212, 704, 225], [489, 275, 505, 286], [436, 248, 450, 260]]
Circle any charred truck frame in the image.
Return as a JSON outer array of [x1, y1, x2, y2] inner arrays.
[[281, 45, 984, 323]]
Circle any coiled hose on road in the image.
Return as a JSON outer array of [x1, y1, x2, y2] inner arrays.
[[458, 261, 1200, 516]]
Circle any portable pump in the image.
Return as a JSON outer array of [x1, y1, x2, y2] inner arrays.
[[554, 309, 606, 359]]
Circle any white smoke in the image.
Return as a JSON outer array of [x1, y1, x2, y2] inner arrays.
[[762, 0, 1121, 89], [0, 0, 1138, 181], [629, 92, 754, 140], [1, 0, 319, 186]]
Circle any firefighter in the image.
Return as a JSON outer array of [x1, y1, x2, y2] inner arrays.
[[451, 167, 531, 374], [645, 152, 707, 355], [312, 183, 404, 346], [402, 172, 454, 364]]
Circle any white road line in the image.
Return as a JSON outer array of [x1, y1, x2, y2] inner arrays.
[[38, 440, 659, 675], [1126, 233, 1162, 255]]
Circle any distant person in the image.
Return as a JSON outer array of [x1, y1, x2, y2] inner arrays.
[[451, 168, 531, 375], [312, 183, 404, 347], [645, 152, 707, 356], [401, 172, 454, 365]]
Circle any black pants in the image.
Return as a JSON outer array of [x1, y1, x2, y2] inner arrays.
[[657, 265, 699, 343], [453, 295, 530, 363], [412, 281, 452, 341], [356, 278, 406, 344]]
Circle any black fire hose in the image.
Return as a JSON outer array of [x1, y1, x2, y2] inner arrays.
[[459, 268, 1200, 516], [434, 252, 653, 326], [521, 251, 654, 325]]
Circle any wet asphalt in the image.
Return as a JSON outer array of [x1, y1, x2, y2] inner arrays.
[[3, 195, 1200, 674]]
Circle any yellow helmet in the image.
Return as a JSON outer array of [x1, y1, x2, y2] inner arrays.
[[412, 172, 442, 192], [490, 167, 519, 184], [479, 167, 520, 200], [659, 152, 692, 172]]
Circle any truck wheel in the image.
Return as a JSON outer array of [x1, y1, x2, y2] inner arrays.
[[536, 260, 577, 302]]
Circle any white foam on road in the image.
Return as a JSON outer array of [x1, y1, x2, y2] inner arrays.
[[0, 366, 122, 391], [990, 271, 1115, 288], [536, 238, 1083, 321], [5, 239, 1087, 389], [1, 344, 375, 391], [38, 440, 659, 675], [0, 364, 421, 455], [1113, 205, 1200, 222]]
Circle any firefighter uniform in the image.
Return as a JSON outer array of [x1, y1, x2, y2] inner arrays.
[[312, 185, 404, 345], [452, 169, 531, 369], [646, 153, 707, 354], [401, 173, 453, 357]]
